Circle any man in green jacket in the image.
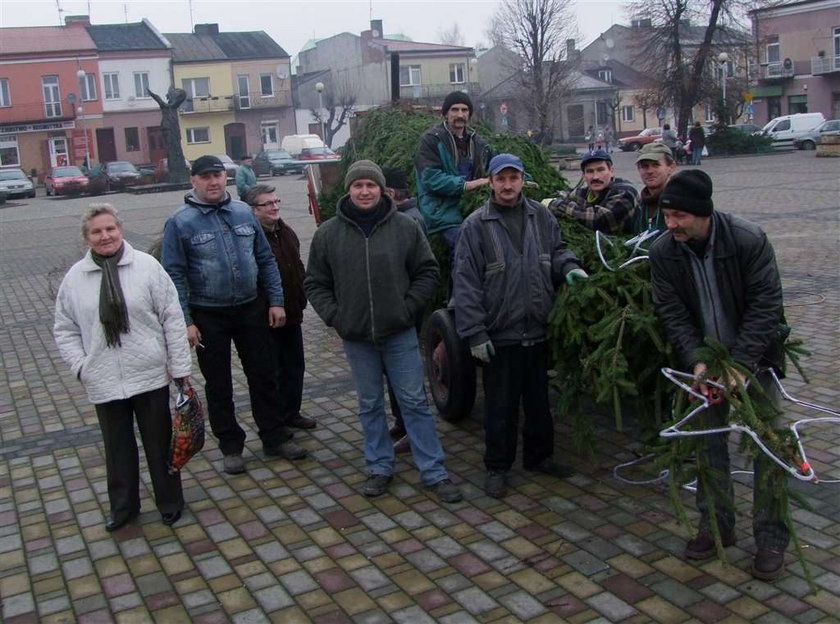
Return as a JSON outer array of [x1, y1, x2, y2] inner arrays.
[[236, 155, 257, 199], [304, 159, 462, 504]]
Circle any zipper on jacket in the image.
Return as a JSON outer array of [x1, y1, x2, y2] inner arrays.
[[364, 237, 376, 343]]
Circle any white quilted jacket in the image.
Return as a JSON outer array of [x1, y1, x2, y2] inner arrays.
[[54, 242, 192, 404]]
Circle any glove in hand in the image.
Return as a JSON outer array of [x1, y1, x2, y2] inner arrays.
[[565, 268, 589, 285], [470, 340, 495, 363]]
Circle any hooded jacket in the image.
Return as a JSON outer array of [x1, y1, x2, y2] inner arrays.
[[305, 194, 439, 344]]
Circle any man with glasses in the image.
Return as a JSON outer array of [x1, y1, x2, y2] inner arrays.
[[245, 184, 316, 431]]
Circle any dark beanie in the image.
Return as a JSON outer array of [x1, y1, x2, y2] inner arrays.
[[660, 169, 714, 217], [441, 91, 473, 116], [344, 159, 386, 191], [383, 167, 408, 189]]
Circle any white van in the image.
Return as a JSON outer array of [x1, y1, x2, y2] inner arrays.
[[281, 134, 326, 157], [761, 113, 825, 148]]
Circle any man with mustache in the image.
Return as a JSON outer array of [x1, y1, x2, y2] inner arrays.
[[649, 169, 790, 581], [544, 149, 639, 234]]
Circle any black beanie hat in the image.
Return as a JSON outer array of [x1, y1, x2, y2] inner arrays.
[[441, 91, 473, 116], [660, 169, 714, 217], [344, 159, 386, 191]]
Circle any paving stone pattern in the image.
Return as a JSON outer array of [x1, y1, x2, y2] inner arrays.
[[0, 151, 838, 622]]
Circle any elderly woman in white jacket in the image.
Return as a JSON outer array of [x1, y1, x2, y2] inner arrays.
[[54, 204, 192, 531]]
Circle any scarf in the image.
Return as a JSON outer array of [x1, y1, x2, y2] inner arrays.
[[90, 243, 130, 347]]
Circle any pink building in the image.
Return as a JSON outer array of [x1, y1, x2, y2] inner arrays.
[[749, 0, 840, 124]]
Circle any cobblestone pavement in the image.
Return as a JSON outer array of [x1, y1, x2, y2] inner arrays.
[[0, 151, 838, 623]]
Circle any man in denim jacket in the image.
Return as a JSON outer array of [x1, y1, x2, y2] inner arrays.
[[162, 155, 306, 475]]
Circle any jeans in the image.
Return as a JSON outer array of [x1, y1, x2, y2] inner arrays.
[[696, 370, 790, 551], [192, 299, 291, 455], [95, 385, 183, 516], [482, 342, 555, 471], [343, 328, 448, 485], [269, 323, 305, 420], [691, 146, 703, 165]]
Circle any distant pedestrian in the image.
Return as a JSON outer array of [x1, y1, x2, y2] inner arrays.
[[236, 155, 257, 199], [54, 204, 191, 531], [688, 122, 706, 165], [586, 125, 595, 152]]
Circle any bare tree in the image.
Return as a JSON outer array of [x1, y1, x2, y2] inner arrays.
[[438, 23, 465, 46], [488, 0, 579, 144], [310, 78, 357, 148], [148, 87, 189, 183]]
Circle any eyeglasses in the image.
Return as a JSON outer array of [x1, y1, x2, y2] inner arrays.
[[254, 199, 281, 208]]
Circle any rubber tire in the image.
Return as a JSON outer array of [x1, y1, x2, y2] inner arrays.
[[801, 140, 816, 151], [628, 142, 642, 152], [424, 308, 476, 422]]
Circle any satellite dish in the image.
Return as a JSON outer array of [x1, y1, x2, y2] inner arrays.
[[605, 37, 615, 49], [602, 53, 610, 62], [276, 66, 288, 79], [372, 29, 381, 37]]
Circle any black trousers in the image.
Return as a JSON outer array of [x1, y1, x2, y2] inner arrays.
[[269, 323, 305, 419], [696, 369, 790, 551], [192, 299, 291, 455], [482, 342, 554, 471], [95, 385, 183, 516]]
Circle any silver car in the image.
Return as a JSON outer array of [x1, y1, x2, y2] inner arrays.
[[0, 168, 36, 199], [793, 119, 840, 150]]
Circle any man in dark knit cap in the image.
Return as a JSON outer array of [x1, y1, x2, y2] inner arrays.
[[649, 169, 791, 581], [414, 90, 494, 257], [305, 159, 462, 504]]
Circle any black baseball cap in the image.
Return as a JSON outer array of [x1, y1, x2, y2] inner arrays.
[[191, 155, 226, 176]]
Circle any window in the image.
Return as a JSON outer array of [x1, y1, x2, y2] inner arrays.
[[42, 75, 62, 118], [621, 105, 634, 123], [103, 73, 120, 100], [766, 36, 780, 64], [598, 69, 613, 83], [449, 63, 465, 84], [399, 65, 421, 86], [788, 94, 808, 114], [834, 26, 840, 65], [261, 122, 278, 146], [79, 72, 97, 101], [596, 100, 608, 125], [182, 77, 210, 112], [186, 127, 210, 144], [134, 72, 150, 98], [0, 79, 10, 107], [124, 127, 140, 152], [260, 74, 273, 96], [704, 104, 715, 122], [237, 75, 251, 109], [0, 136, 20, 166]]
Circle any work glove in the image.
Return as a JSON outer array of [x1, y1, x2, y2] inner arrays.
[[565, 268, 589, 285], [470, 340, 495, 364], [540, 198, 554, 208]]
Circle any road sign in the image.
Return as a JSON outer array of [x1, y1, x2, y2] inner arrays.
[[744, 92, 754, 103]]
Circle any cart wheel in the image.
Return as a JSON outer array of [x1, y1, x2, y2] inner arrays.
[[424, 308, 476, 421]]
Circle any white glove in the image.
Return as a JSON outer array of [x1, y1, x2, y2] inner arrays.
[[565, 268, 589, 285], [541, 198, 554, 208], [470, 340, 495, 363]]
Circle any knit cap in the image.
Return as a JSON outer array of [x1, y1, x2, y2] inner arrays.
[[344, 160, 386, 191], [660, 169, 714, 216], [441, 91, 473, 116]]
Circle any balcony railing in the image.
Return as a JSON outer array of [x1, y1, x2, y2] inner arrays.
[[811, 56, 840, 75], [180, 96, 234, 114], [749, 62, 794, 81], [399, 82, 481, 102], [233, 90, 292, 110]]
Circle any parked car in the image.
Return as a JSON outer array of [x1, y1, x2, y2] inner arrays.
[[728, 123, 760, 135], [760, 112, 825, 148], [212, 154, 239, 181], [299, 146, 341, 161], [46, 166, 89, 196], [102, 161, 142, 190], [618, 128, 662, 151], [253, 149, 304, 176], [793, 119, 840, 150], [280, 134, 325, 157], [154, 157, 191, 182], [0, 168, 36, 199]]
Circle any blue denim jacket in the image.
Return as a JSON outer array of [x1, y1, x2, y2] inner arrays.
[[162, 192, 284, 324]]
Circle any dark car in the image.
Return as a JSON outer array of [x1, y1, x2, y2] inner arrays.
[[299, 146, 341, 161], [46, 166, 89, 196], [618, 128, 662, 151], [254, 149, 304, 176], [103, 161, 142, 190]]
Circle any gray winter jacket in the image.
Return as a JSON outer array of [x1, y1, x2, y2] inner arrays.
[[453, 196, 582, 347]]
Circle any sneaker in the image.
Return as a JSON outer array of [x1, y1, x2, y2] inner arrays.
[[393, 435, 411, 454], [526, 458, 574, 479], [752, 548, 785, 581], [287, 413, 317, 429], [429, 478, 463, 503], [223, 454, 246, 475], [484, 471, 507, 499], [264, 440, 308, 460], [684, 529, 736, 560], [363, 473, 393, 498]]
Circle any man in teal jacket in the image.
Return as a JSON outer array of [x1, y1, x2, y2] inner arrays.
[[236, 155, 257, 199], [414, 91, 493, 255]]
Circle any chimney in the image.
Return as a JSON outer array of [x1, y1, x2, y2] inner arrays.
[[566, 39, 576, 57], [64, 15, 91, 27], [194, 23, 220, 36], [370, 19, 383, 38]]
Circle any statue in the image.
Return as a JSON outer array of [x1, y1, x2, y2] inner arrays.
[[148, 87, 190, 183]]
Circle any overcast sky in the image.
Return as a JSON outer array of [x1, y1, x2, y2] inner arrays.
[[1, 0, 631, 60]]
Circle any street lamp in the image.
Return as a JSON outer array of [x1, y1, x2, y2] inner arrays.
[[76, 69, 91, 168], [314, 81, 326, 143], [717, 52, 729, 124]]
